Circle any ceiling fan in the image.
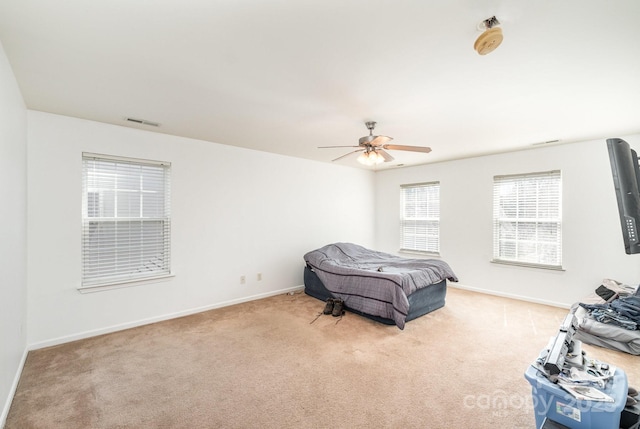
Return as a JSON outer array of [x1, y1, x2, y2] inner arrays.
[[319, 121, 432, 165]]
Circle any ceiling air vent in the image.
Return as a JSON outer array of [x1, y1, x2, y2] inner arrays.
[[532, 139, 560, 146], [125, 117, 160, 127]]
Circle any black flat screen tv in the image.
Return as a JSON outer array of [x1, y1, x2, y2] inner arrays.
[[606, 138, 640, 254]]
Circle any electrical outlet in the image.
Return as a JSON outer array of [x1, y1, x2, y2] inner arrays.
[[257, 273, 262, 281], [240, 275, 246, 284]]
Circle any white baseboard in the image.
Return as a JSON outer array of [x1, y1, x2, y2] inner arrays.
[[449, 283, 572, 309], [1, 347, 29, 429], [29, 283, 569, 351], [28, 285, 305, 351]]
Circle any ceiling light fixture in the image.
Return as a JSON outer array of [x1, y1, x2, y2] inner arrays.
[[474, 16, 503, 55], [318, 121, 431, 164], [357, 150, 385, 166]]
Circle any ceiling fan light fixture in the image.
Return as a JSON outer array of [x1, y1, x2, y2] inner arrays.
[[318, 120, 431, 165], [357, 151, 384, 166]]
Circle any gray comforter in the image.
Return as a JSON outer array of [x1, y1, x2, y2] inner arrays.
[[303, 243, 458, 329]]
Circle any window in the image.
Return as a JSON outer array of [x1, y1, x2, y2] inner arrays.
[[400, 182, 440, 253], [81, 153, 171, 288], [492, 170, 562, 268]]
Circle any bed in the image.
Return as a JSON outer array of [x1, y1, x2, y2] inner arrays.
[[303, 242, 458, 329], [571, 279, 640, 355]]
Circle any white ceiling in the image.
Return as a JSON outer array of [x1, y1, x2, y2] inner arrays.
[[1, 0, 640, 170]]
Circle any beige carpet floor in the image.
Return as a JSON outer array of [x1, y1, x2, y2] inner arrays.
[[6, 287, 640, 429]]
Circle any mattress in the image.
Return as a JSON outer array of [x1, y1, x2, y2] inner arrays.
[[573, 303, 640, 355], [571, 280, 640, 355], [304, 265, 447, 326]]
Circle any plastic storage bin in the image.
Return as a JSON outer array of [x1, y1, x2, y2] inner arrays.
[[524, 365, 628, 429]]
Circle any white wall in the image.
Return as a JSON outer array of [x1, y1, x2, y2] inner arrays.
[[375, 135, 640, 307], [27, 111, 375, 347], [0, 41, 27, 426]]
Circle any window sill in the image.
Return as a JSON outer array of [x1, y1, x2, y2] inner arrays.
[[491, 260, 564, 271], [78, 273, 175, 294], [399, 249, 441, 258]]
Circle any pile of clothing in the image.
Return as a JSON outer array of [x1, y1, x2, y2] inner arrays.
[[580, 284, 640, 331]]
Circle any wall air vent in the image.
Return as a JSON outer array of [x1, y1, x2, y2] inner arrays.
[[125, 117, 160, 127]]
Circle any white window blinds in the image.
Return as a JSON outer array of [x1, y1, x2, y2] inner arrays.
[[81, 153, 171, 288], [400, 182, 440, 253], [492, 170, 562, 268]]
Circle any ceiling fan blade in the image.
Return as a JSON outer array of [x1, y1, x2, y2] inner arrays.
[[318, 145, 360, 149], [377, 149, 394, 162], [369, 135, 393, 147], [332, 149, 364, 162], [383, 144, 432, 153]]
